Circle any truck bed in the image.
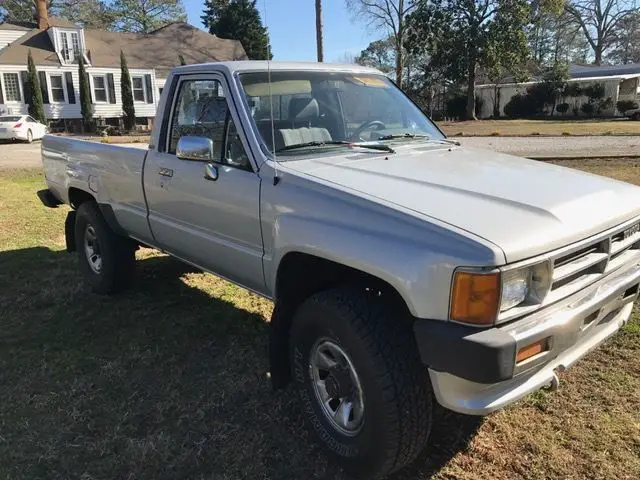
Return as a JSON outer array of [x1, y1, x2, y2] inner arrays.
[[42, 134, 154, 244]]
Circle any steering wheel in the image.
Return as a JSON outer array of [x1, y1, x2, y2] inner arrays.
[[353, 120, 387, 141]]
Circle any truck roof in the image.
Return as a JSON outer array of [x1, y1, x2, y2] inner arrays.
[[172, 60, 382, 76]]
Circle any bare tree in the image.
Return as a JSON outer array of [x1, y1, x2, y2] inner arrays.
[[564, 0, 638, 65], [315, 0, 324, 62], [345, 0, 416, 88]]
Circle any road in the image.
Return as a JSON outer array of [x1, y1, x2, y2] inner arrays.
[[457, 135, 640, 158], [1, 136, 639, 169]]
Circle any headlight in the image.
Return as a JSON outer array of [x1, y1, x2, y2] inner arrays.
[[501, 268, 529, 311], [450, 261, 551, 326]]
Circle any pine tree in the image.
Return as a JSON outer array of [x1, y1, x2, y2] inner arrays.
[[78, 55, 93, 132], [120, 51, 136, 131], [202, 0, 272, 60], [26, 50, 45, 123]]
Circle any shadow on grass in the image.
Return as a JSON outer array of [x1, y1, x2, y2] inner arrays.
[[0, 246, 482, 480]]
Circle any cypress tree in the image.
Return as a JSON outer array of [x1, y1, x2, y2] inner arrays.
[[120, 51, 136, 131], [26, 50, 45, 122], [78, 55, 93, 132]]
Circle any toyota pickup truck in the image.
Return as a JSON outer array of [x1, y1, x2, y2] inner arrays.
[[38, 61, 640, 479]]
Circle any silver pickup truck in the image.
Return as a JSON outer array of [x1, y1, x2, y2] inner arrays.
[[38, 61, 640, 479]]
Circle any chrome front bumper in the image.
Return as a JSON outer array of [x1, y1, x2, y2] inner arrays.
[[430, 262, 640, 415]]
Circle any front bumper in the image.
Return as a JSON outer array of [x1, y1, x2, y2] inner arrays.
[[415, 261, 640, 415]]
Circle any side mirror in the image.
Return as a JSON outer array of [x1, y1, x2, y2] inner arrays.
[[176, 136, 214, 161]]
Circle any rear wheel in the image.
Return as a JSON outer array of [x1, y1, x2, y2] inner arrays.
[[26, 129, 32, 143], [74, 201, 136, 294], [291, 287, 433, 479]]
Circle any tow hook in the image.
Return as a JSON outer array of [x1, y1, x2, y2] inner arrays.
[[546, 372, 560, 391]]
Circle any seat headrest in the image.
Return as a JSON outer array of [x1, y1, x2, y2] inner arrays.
[[289, 97, 319, 120]]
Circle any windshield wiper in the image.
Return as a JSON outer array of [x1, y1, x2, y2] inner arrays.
[[376, 133, 430, 141], [275, 140, 395, 153]]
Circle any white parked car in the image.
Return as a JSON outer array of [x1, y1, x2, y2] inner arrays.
[[0, 115, 47, 142], [624, 107, 640, 120]]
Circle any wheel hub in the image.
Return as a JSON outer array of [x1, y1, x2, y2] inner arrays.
[[84, 224, 103, 274], [309, 339, 364, 436]]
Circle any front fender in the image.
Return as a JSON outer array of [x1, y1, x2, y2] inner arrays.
[[268, 213, 500, 320]]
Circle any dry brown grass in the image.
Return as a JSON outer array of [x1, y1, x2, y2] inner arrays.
[[438, 119, 640, 137], [0, 162, 639, 479]]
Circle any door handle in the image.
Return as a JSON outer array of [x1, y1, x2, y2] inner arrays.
[[159, 168, 173, 177], [204, 163, 218, 181]]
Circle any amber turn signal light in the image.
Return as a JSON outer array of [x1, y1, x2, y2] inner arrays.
[[450, 271, 500, 326], [516, 338, 548, 363]]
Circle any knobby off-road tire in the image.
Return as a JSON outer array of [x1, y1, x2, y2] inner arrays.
[[74, 201, 135, 294], [291, 287, 433, 479]]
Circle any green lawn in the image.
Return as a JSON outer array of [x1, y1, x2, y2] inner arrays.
[[1, 163, 639, 479]]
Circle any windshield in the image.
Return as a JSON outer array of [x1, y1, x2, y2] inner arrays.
[[0, 116, 21, 122], [238, 70, 443, 158]]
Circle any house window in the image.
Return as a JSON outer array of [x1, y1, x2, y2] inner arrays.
[[93, 75, 107, 102], [60, 31, 81, 62], [50, 74, 66, 102], [3, 73, 22, 102], [132, 76, 145, 102]]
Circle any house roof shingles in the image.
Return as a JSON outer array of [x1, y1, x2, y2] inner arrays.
[[0, 19, 246, 75]]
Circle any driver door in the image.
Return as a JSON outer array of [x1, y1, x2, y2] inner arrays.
[[144, 74, 265, 293]]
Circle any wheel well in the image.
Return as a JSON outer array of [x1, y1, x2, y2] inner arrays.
[[269, 252, 410, 389], [68, 187, 95, 209]]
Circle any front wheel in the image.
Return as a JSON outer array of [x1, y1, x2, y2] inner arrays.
[[291, 287, 433, 479], [75, 201, 136, 294]]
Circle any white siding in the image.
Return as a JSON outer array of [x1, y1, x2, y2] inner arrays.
[[0, 29, 29, 51], [0, 63, 159, 120], [88, 67, 157, 119]]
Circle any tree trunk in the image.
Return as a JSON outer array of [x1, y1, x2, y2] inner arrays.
[[315, 0, 323, 62], [466, 53, 477, 120], [594, 43, 603, 65]]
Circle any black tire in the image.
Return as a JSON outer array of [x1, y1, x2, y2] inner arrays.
[[26, 129, 32, 143], [74, 201, 135, 294], [291, 287, 433, 479]]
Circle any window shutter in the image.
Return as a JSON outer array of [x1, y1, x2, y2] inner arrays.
[[20, 71, 31, 104], [144, 74, 153, 104], [106, 73, 116, 104], [38, 71, 49, 104], [65, 72, 75, 104], [0, 75, 4, 104]]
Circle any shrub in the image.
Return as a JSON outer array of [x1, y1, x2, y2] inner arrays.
[[581, 103, 595, 116], [617, 100, 639, 114], [504, 94, 537, 118], [583, 83, 605, 102], [556, 103, 569, 114], [445, 94, 484, 119], [430, 110, 444, 121]]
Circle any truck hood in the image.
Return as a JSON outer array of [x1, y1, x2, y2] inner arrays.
[[283, 144, 640, 262]]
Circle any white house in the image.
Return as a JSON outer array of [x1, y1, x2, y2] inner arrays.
[[476, 63, 640, 119], [0, 9, 246, 131]]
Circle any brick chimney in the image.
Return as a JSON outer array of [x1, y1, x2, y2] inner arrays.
[[36, 0, 49, 30]]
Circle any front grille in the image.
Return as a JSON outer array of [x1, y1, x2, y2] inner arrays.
[[549, 220, 640, 300]]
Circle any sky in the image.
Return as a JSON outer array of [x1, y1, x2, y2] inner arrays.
[[182, 0, 378, 62]]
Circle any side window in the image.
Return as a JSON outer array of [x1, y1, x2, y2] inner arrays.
[[26, 116, 35, 123], [168, 78, 229, 158], [224, 114, 251, 170]]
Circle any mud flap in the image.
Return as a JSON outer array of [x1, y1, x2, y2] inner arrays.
[[65, 210, 77, 252]]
